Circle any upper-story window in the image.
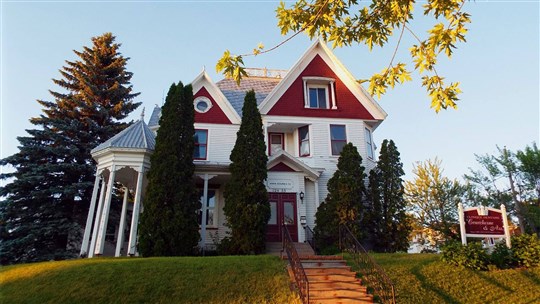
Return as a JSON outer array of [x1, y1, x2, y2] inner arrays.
[[365, 127, 374, 159], [269, 133, 284, 156], [330, 125, 347, 156], [194, 97, 212, 113], [298, 126, 310, 157], [303, 76, 336, 109], [194, 129, 208, 160]]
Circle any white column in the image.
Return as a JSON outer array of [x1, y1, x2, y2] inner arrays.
[[128, 168, 145, 256], [115, 186, 130, 257], [89, 178, 107, 258], [80, 172, 101, 257], [314, 179, 320, 209], [501, 204, 511, 248], [458, 203, 467, 245], [200, 174, 209, 250], [330, 81, 337, 109], [95, 165, 116, 255]]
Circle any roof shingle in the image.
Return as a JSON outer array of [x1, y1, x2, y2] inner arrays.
[[91, 119, 156, 154]]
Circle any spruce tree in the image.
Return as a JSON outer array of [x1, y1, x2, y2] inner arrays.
[[138, 82, 200, 256], [366, 139, 411, 252], [314, 143, 366, 253], [0, 33, 139, 264], [223, 90, 269, 254]]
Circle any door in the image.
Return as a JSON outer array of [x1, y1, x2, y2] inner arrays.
[[266, 193, 298, 242]]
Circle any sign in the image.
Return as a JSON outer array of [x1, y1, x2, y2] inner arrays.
[[458, 204, 511, 248], [464, 209, 505, 235], [267, 179, 294, 191]]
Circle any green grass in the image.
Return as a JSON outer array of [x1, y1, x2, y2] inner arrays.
[[0, 255, 300, 304], [370, 253, 540, 304]]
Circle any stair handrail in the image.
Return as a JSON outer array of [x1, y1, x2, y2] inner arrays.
[[282, 223, 309, 304], [339, 225, 396, 304], [304, 225, 315, 253]]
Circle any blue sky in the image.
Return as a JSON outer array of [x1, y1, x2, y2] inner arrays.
[[1, 1, 539, 185]]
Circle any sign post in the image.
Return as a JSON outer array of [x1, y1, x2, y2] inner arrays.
[[458, 203, 511, 248]]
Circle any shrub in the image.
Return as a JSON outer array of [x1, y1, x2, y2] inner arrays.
[[511, 234, 540, 268], [441, 241, 489, 271], [490, 242, 516, 269]]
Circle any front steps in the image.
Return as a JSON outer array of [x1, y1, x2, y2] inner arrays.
[[302, 257, 373, 304]]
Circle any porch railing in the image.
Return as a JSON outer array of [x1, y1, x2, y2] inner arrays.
[[339, 225, 396, 304], [304, 225, 315, 254], [282, 224, 309, 304]]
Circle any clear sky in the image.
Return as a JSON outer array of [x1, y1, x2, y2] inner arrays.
[[1, 1, 539, 186]]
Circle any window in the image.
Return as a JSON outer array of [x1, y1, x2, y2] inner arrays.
[[198, 190, 216, 226], [269, 133, 284, 156], [303, 76, 336, 109], [194, 129, 208, 160], [330, 125, 347, 156], [298, 126, 310, 157], [308, 86, 328, 108], [365, 128, 374, 159], [194, 97, 212, 113]]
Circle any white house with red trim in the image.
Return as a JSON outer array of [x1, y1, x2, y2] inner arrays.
[[80, 40, 387, 257]]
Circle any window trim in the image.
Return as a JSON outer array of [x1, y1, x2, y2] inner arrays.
[[298, 125, 310, 157], [268, 132, 285, 156], [194, 129, 208, 160], [365, 127, 374, 160], [303, 76, 336, 109], [194, 96, 213, 113], [330, 124, 347, 156]]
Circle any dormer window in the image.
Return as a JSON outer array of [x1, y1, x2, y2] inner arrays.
[[194, 97, 212, 113], [303, 76, 336, 109]]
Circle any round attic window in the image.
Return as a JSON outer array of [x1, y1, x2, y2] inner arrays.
[[194, 97, 212, 113]]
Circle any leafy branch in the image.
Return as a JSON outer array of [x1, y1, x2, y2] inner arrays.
[[216, 0, 471, 113]]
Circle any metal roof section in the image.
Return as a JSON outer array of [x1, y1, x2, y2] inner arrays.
[[91, 119, 156, 155], [216, 77, 281, 117], [148, 105, 161, 128]]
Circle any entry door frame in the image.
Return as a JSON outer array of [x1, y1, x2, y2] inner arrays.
[[267, 192, 298, 242]]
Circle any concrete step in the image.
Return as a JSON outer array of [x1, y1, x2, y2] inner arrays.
[[309, 281, 368, 291], [304, 268, 356, 276], [309, 287, 370, 299], [309, 295, 373, 304], [302, 260, 348, 269], [307, 273, 359, 283]]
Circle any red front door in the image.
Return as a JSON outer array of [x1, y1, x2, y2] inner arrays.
[[266, 193, 298, 242]]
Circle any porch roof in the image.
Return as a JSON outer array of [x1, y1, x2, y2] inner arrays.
[[267, 150, 323, 180]]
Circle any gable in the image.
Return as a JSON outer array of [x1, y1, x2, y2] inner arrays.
[[267, 54, 374, 119], [269, 162, 297, 172], [194, 87, 232, 124]]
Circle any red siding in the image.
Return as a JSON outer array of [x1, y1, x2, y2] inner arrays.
[[194, 87, 232, 124], [267, 55, 374, 119], [269, 162, 297, 172]]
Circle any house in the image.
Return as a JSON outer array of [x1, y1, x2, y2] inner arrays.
[[79, 40, 387, 257]]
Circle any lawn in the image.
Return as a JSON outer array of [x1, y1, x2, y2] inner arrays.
[[0, 255, 300, 304], [371, 253, 540, 304]]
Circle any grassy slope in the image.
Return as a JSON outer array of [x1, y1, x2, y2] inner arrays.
[[0, 255, 300, 304], [371, 253, 540, 304]]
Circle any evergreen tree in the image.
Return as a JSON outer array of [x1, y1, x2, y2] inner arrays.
[[0, 33, 140, 264], [138, 82, 200, 256], [314, 143, 366, 253], [366, 139, 411, 252], [223, 90, 269, 254]]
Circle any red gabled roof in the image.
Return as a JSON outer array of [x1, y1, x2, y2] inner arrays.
[[267, 54, 374, 119], [194, 87, 232, 124]]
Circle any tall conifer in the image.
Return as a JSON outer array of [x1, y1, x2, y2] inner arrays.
[[314, 143, 366, 253], [0, 33, 139, 264], [223, 90, 269, 254], [138, 82, 200, 256], [366, 139, 411, 252]]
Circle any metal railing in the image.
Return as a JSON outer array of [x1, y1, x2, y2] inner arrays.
[[339, 225, 396, 304], [304, 225, 315, 253], [282, 224, 309, 304]]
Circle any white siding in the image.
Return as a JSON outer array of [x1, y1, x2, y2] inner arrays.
[[195, 123, 239, 163]]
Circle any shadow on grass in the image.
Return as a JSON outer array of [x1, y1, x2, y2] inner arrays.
[[521, 270, 540, 286], [410, 260, 460, 304], [474, 271, 514, 293]]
